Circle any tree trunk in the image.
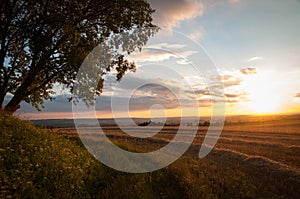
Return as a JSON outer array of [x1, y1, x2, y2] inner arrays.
[[4, 95, 21, 113], [4, 73, 36, 113], [0, 92, 5, 109]]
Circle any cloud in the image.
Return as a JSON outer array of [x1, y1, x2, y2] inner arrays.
[[96, 77, 207, 112], [14, 66, 256, 118], [240, 67, 257, 75], [228, 0, 239, 3], [208, 69, 255, 104], [211, 74, 243, 88], [149, 0, 205, 28], [225, 92, 248, 103], [197, 99, 212, 107], [99, 75, 212, 110], [146, 43, 185, 50], [295, 93, 300, 98], [248, 56, 263, 62], [129, 49, 176, 63], [12, 91, 176, 115], [176, 59, 191, 65], [109, 75, 185, 95], [128, 44, 197, 63], [13, 94, 73, 113], [204, 0, 240, 7], [97, 95, 180, 112], [188, 30, 204, 41], [131, 83, 179, 100], [225, 93, 241, 98]]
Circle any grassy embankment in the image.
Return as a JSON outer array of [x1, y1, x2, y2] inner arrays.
[[0, 111, 298, 198]]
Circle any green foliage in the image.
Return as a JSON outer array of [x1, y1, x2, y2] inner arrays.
[[0, 0, 158, 112], [0, 110, 107, 197]]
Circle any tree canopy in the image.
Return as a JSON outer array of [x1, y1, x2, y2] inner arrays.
[[0, 0, 157, 112]]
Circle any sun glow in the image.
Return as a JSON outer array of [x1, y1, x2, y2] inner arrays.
[[247, 89, 282, 114], [243, 71, 285, 114]]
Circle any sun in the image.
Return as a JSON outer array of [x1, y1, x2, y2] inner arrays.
[[246, 89, 281, 114], [243, 71, 284, 114]]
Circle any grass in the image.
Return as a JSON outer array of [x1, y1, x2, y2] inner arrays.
[[0, 111, 107, 198], [1, 111, 299, 198]]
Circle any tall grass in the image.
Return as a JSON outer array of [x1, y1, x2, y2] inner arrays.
[[1, 111, 109, 198]]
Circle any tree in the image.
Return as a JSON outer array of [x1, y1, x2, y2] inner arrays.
[[0, 0, 157, 113]]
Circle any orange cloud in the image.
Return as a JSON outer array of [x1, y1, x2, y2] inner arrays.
[[149, 0, 204, 28], [295, 93, 300, 98], [240, 67, 257, 75]]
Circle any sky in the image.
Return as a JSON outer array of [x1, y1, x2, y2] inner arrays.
[[16, 0, 300, 119]]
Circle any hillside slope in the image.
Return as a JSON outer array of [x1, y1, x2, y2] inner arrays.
[[0, 112, 110, 198]]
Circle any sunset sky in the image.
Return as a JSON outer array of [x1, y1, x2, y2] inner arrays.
[[16, 0, 300, 119]]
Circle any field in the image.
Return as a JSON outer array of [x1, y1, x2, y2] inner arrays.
[[1, 112, 300, 198], [54, 114, 300, 198]]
